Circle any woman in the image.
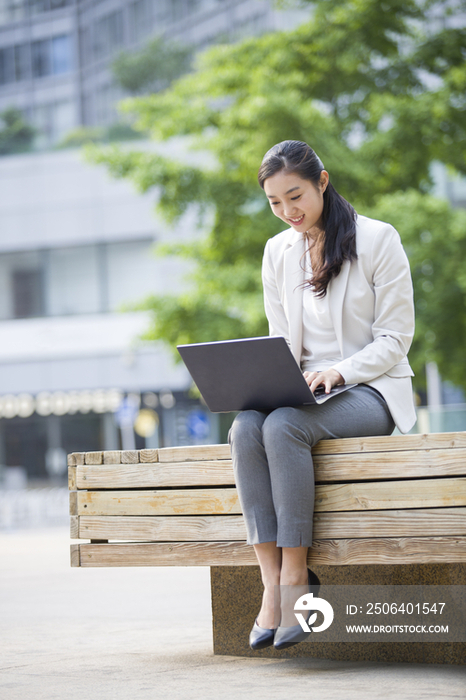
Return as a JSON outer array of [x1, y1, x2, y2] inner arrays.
[[228, 140, 416, 651]]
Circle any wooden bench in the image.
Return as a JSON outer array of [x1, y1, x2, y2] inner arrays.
[[69, 432, 466, 567]]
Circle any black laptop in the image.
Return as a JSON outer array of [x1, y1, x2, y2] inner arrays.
[[177, 336, 356, 413]]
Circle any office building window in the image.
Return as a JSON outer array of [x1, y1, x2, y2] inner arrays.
[[0, 46, 14, 84], [0, 251, 44, 319], [12, 268, 44, 318], [93, 11, 124, 61], [130, 0, 153, 41], [14, 43, 29, 81], [31, 35, 72, 78], [0, 240, 171, 320], [47, 245, 102, 315], [0, 0, 26, 24], [32, 39, 51, 77], [28, 0, 72, 15], [51, 35, 72, 74]]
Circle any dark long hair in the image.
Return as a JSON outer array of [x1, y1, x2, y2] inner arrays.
[[258, 140, 357, 297]]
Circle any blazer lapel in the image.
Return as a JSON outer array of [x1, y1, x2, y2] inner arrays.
[[283, 233, 305, 364]]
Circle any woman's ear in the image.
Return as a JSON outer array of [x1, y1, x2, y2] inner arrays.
[[320, 171, 329, 193]]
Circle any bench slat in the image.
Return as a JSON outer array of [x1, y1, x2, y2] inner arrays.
[[77, 488, 241, 516], [316, 477, 466, 511], [77, 477, 466, 516], [72, 536, 466, 567], [74, 448, 466, 489], [74, 507, 466, 542], [68, 432, 466, 470], [157, 444, 231, 462], [76, 461, 235, 490], [312, 432, 466, 455]]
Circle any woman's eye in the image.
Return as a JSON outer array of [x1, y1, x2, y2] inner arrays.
[[291, 195, 301, 201], [271, 201, 279, 206]]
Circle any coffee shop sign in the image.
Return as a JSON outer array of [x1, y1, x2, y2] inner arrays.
[[0, 389, 124, 419]]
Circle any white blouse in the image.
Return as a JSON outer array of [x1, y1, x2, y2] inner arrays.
[[300, 261, 342, 373]]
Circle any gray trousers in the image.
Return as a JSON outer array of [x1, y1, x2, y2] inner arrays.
[[228, 385, 395, 548]]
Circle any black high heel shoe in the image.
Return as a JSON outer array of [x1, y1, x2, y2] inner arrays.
[[273, 569, 321, 651], [249, 618, 276, 650]]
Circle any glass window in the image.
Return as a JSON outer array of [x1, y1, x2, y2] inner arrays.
[[50, 0, 71, 9], [106, 240, 160, 311], [14, 43, 29, 81], [0, 46, 15, 84], [12, 268, 44, 318], [130, 0, 152, 41], [32, 39, 51, 77], [0, 251, 44, 319], [47, 246, 101, 316], [51, 34, 72, 74], [0, 0, 26, 24], [93, 11, 124, 61]]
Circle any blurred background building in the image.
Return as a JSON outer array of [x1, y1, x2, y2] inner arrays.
[[0, 0, 306, 145], [0, 0, 309, 489]]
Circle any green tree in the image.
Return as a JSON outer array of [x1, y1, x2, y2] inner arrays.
[[0, 107, 36, 156], [112, 36, 193, 95], [89, 0, 466, 391]]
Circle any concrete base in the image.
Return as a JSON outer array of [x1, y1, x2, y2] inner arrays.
[[211, 565, 466, 665]]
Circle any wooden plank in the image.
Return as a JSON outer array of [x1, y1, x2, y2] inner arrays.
[[315, 477, 466, 512], [77, 515, 247, 541], [68, 466, 77, 491], [121, 450, 139, 464], [157, 444, 231, 463], [313, 508, 466, 539], [70, 544, 80, 567], [313, 431, 466, 455], [85, 451, 103, 465], [74, 448, 466, 490], [76, 461, 236, 489], [69, 491, 78, 516], [70, 515, 79, 539], [140, 449, 158, 463], [77, 541, 256, 567], [67, 453, 76, 467], [74, 536, 466, 567], [77, 488, 241, 516], [76, 478, 466, 516], [309, 536, 466, 565], [314, 448, 466, 481], [103, 451, 121, 464], [73, 452, 85, 465], [75, 507, 466, 542]]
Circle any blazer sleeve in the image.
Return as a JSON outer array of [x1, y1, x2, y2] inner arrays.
[[332, 223, 415, 385], [262, 238, 290, 342]]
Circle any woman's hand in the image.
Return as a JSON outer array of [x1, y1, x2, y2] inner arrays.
[[303, 368, 345, 395]]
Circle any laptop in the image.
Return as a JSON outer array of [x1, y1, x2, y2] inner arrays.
[[177, 336, 356, 413]]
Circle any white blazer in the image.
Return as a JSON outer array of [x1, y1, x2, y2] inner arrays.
[[262, 214, 417, 434]]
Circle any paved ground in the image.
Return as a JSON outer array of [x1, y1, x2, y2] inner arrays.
[[0, 528, 465, 700]]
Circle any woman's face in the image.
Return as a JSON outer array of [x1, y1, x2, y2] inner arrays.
[[263, 169, 329, 234]]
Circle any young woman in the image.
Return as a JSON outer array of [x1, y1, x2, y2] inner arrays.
[[228, 140, 416, 651]]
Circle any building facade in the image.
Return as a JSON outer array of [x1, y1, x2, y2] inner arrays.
[[0, 0, 308, 144], [0, 145, 229, 483]]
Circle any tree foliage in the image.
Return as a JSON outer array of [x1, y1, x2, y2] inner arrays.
[[112, 36, 193, 95], [90, 0, 466, 391]]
